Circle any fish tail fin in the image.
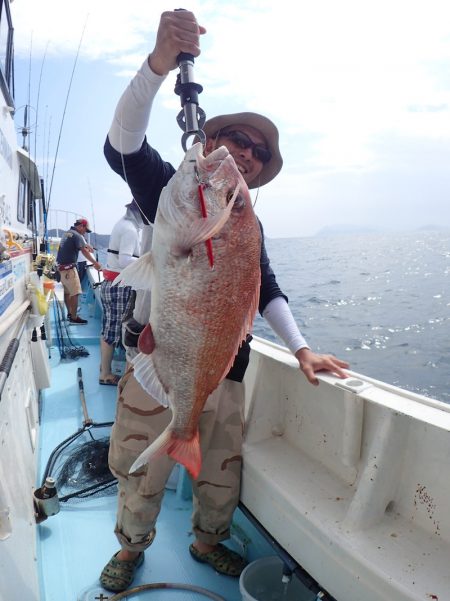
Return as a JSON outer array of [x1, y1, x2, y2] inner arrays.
[[129, 427, 202, 480], [166, 429, 201, 480]]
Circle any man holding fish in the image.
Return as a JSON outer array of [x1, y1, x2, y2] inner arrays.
[[99, 10, 349, 593]]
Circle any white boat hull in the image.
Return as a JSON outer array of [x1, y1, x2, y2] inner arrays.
[[0, 3, 48, 595], [242, 337, 450, 601], [0, 329, 40, 601]]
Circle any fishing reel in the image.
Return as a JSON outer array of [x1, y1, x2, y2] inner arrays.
[[174, 52, 206, 151], [33, 253, 58, 280], [172, 8, 206, 150]]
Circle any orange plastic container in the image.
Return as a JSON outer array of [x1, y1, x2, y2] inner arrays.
[[43, 280, 55, 291]]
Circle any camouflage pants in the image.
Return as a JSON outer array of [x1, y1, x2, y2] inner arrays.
[[108, 368, 245, 552]]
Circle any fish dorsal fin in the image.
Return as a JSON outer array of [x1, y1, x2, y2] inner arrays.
[[113, 252, 153, 291], [132, 352, 170, 408], [158, 188, 186, 231]]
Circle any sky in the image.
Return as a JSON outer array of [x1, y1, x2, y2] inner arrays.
[[10, 0, 450, 238]]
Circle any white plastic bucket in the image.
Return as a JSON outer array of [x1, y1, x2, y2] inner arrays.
[[239, 556, 308, 601]]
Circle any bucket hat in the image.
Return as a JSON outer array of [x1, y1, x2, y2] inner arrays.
[[203, 112, 283, 188]]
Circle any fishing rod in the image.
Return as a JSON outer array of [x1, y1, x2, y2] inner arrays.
[[34, 41, 49, 164], [25, 33, 32, 152], [21, 34, 40, 258], [46, 16, 89, 215], [35, 43, 49, 250], [39, 106, 51, 253], [44, 112, 52, 210], [87, 178, 98, 250], [40, 177, 48, 253], [20, 103, 39, 258], [87, 178, 102, 285]]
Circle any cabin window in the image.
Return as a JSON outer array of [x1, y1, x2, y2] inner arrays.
[[28, 189, 36, 230], [17, 169, 35, 227], [0, 0, 13, 107], [17, 169, 27, 223]]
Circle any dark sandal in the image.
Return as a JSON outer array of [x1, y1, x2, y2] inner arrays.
[[189, 543, 247, 577], [99, 374, 120, 386], [99, 551, 144, 592]]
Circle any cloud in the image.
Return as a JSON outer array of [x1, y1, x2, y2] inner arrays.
[[13, 1, 450, 140], [11, 0, 450, 236], [12, 0, 167, 59]]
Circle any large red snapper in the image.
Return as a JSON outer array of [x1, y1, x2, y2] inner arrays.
[[115, 142, 261, 479]]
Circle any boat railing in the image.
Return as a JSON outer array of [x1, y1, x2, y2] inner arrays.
[[46, 209, 84, 238]]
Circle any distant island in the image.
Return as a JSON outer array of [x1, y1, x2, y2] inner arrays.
[[47, 229, 109, 250], [313, 224, 380, 237], [313, 224, 449, 237], [87, 233, 110, 250]]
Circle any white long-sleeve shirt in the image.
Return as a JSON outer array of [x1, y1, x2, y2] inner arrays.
[[106, 210, 141, 272]]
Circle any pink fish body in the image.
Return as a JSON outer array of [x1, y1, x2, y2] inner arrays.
[[115, 143, 261, 478]]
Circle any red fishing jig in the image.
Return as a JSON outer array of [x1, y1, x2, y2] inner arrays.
[[197, 183, 214, 268]]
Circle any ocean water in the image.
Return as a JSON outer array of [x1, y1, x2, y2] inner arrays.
[[98, 229, 449, 403], [253, 229, 450, 403]]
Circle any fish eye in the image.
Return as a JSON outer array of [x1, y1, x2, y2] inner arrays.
[[232, 193, 245, 210], [226, 188, 245, 210], [226, 190, 235, 204]]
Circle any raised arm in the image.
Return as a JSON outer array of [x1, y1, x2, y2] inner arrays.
[[108, 11, 206, 155]]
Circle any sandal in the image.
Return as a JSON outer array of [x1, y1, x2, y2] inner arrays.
[[100, 551, 144, 592], [189, 543, 247, 577], [99, 374, 120, 386]]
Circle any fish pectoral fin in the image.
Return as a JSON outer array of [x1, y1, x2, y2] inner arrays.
[[138, 323, 155, 354], [113, 251, 153, 290], [132, 353, 170, 408], [174, 201, 235, 253], [129, 427, 202, 481]]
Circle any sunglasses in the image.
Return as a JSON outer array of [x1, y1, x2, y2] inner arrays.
[[218, 130, 272, 164]]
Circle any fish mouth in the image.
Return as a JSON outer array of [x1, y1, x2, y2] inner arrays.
[[198, 147, 241, 183], [200, 144, 247, 177], [198, 146, 234, 175], [196, 146, 245, 213]]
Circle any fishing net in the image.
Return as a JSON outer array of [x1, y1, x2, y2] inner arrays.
[[42, 425, 117, 503], [41, 369, 117, 503]]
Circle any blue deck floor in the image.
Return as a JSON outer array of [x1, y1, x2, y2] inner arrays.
[[38, 296, 248, 601]]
